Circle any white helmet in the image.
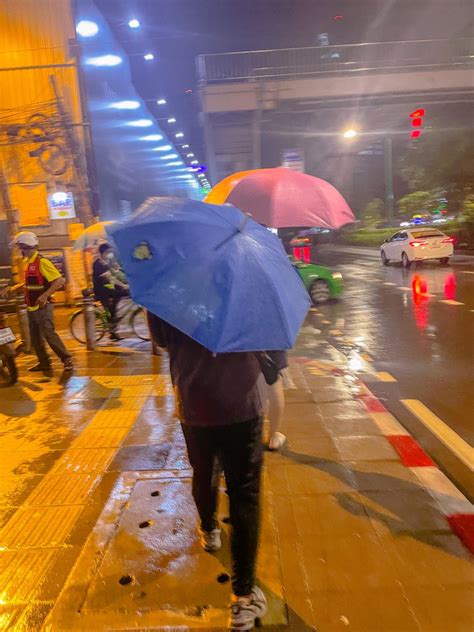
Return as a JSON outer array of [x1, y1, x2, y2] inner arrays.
[[10, 231, 39, 248]]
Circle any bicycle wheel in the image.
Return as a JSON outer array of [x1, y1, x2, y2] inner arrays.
[[69, 309, 107, 344], [131, 308, 151, 341]]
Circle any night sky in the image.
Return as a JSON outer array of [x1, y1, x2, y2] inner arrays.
[[95, 0, 473, 166]]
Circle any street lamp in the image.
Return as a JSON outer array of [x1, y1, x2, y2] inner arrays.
[[343, 128, 358, 139]]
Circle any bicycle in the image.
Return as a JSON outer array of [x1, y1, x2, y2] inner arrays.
[[69, 293, 150, 344]]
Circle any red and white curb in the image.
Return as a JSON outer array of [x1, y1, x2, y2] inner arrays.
[[357, 380, 474, 554]]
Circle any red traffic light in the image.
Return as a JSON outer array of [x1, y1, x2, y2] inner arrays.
[[411, 117, 423, 127], [410, 109, 425, 118], [411, 130, 422, 139]]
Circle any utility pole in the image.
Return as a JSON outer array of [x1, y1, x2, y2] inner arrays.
[[384, 137, 394, 225]]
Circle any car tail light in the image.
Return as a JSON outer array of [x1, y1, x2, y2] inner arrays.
[[441, 237, 454, 244], [409, 240, 427, 247]]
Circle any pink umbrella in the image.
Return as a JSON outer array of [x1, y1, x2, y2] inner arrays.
[[225, 168, 355, 229]]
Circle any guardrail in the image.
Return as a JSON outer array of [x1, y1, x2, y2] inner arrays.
[[197, 38, 474, 84]]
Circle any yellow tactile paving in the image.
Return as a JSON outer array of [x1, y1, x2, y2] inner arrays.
[[115, 385, 155, 398], [88, 409, 141, 428], [99, 397, 148, 412], [70, 427, 131, 450], [0, 506, 83, 548], [25, 473, 101, 507], [0, 549, 56, 602], [94, 375, 157, 386], [50, 448, 117, 474]]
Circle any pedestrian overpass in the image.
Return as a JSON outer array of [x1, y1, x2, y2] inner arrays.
[[197, 39, 474, 184]]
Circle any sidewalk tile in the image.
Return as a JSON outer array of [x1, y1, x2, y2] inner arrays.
[[349, 460, 422, 492], [50, 448, 116, 474], [322, 415, 383, 437], [272, 462, 356, 495], [4, 603, 53, 632], [107, 444, 170, 471], [0, 475, 42, 508], [285, 591, 318, 630], [363, 490, 451, 535], [301, 532, 400, 593], [407, 586, 474, 632], [311, 587, 421, 632], [291, 493, 376, 537], [412, 467, 474, 516], [334, 436, 399, 461], [278, 540, 309, 591], [370, 411, 410, 435], [383, 532, 473, 586], [0, 505, 83, 548], [284, 436, 340, 460], [70, 426, 131, 449], [0, 450, 63, 477]]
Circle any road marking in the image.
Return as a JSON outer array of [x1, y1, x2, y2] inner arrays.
[[401, 399, 473, 471], [397, 286, 412, 291], [439, 299, 464, 306], [460, 271, 474, 275], [383, 282, 397, 286], [375, 371, 397, 382]]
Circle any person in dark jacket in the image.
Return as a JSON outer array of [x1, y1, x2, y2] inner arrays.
[[147, 312, 267, 631]]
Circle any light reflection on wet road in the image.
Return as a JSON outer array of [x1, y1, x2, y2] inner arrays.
[[303, 246, 474, 445]]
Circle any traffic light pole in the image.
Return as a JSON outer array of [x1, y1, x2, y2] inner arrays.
[[384, 136, 394, 225]]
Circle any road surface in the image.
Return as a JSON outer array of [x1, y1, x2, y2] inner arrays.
[[302, 245, 474, 451]]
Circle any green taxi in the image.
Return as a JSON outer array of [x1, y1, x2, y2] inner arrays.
[[290, 257, 343, 304]]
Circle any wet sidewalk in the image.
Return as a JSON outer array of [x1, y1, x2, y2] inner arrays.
[[0, 324, 473, 631]]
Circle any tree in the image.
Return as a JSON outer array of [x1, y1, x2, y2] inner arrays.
[[397, 191, 438, 218], [362, 198, 384, 227], [399, 126, 474, 211]]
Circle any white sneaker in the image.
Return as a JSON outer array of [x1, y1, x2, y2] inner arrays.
[[230, 586, 267, 631], [268, 431, 287, 451], [200, 528, 221, 552]]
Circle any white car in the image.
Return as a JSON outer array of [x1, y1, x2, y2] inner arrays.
[[380, 228, 454, 268]]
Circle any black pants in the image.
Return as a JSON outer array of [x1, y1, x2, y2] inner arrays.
[[28, 303, 71, 368], [97, 287, 130, 332], [181, 417, 263, 597]]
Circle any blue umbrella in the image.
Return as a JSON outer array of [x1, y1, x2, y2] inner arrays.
[[107, 197, 310, 353]]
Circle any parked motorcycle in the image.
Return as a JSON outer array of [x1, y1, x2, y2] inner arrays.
[[0, 312, 18, 385]]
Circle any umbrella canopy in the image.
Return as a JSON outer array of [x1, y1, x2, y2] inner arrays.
[[107, 197, 310, 353], [205, 168, 355, 229], [73, 221, 119, 251]]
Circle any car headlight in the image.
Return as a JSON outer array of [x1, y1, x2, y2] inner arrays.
[[332, 272, 343, 280]]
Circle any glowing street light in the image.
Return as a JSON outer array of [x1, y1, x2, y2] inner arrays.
[[127, 119, 153, 127], [152, 145, 173, 151], [128, 18, 140, 28], [86, 54, 122, 67], [140, 134, 163, 141], [76, 20, 99, 37], [186, 153, 194, 158], [190, 160, 198, 165], [156, 98, 167, 105], [144, 53, 154, 61], [167, 117, 176, 124], [175, 132, 184, 138], [182, 144, 190, 149], [343, 128, 358, 139], [110, 100, 140, 109]]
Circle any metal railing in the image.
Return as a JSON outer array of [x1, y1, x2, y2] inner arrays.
[[197, 38, 474, 84]]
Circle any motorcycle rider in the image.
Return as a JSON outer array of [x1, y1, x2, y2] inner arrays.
[[1, 231, 73, 378]]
